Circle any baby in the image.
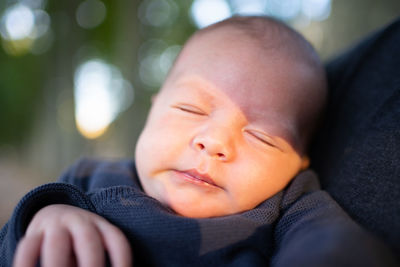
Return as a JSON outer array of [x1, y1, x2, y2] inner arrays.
[[134, 15, 325, 219], [1, 16, 394, 267]]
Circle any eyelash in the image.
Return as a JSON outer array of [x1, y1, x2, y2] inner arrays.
[[245, 130, 276, 148], [172, 104, 207, 116]]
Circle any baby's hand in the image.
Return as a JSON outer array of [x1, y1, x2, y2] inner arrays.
[[13, 204, 132, 267]]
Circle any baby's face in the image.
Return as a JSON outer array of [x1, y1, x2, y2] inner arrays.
[[135, 28, 310, 218]]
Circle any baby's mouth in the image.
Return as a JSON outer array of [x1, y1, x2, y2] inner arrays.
[[174, 169, 222, 189]]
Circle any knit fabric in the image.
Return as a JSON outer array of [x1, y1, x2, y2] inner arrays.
[[0, 158, 397, 266], [310, 16, 400, 254]]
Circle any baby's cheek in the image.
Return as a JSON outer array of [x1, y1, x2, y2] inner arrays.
[[138, 124, 184, 165], [227, 156, 286, 206]]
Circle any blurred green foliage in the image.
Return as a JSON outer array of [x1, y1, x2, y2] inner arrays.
[[0, 39, 42, 143], [0, 0, 196, 145]]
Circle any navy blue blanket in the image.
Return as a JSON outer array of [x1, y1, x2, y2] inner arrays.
[[0, 159, 397, 266], [310, 16, 400, 255]]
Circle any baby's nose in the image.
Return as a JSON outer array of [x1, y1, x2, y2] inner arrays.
[[192, 128, 234, 161]]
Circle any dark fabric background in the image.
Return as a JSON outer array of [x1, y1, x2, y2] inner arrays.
[[310, 17, 400, 255]]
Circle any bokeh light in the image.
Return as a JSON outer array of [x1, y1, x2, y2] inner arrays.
[[20, 0, 47, 9], [1, 4, 35, 40], [138, 0, 179, 27], [265, 0, 301, 20], [190, 0, 232, 28], [159, 45, 181, 75], [138, 39, 167, 88], [30, 9, 51, 38], [301, 0, 331, 21], [231, 0, 267, 15], [0, 2, 52, 56], [76, 0, 107, 29], [189, 0, 331, 30], [30, 28, 53, 55], [74, 59, 134, 139], [138, 40, 182, 89]]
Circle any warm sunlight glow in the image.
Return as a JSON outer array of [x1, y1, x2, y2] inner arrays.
[[74, 59, 134, 139]]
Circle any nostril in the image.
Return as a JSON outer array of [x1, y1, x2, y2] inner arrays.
[[197, 143, 205, 150], [217, 153, 225, 158], [193, 140, 227, 160]]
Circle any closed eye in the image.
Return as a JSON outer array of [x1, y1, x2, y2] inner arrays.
[[171, 104, 207, 116], [245, 130, 280, 149]]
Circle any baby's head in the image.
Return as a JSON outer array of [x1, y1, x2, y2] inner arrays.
[[135, 16, 327, 218]]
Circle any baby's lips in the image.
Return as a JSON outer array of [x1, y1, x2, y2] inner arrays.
[[182, 169, 217, 186], [173, 168, 226, 190]]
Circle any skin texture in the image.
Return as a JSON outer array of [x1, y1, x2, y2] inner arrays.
[[135, 26, 323, 218]]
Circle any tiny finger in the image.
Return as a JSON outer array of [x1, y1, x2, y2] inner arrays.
[[41, 228, 74, 267], [13, 233, 43, 267], [97, 220, 133, 267], [71, 222, 105, 267]]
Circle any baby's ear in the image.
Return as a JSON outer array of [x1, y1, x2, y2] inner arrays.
[[300, 155, 310, 170]]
